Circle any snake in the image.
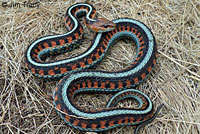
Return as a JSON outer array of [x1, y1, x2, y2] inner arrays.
[[24, 3, 163, 134]]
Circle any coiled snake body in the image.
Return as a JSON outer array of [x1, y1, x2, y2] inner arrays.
[[25, 3, 162, 134]]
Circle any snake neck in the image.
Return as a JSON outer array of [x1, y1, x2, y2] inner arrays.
[[66, 3, 116, 33], [65, 3, 97, 31]]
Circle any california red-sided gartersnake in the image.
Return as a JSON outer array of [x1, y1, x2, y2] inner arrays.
[[25, 3, 163, 134]]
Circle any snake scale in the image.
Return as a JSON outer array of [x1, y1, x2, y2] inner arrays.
[[24, 3, 163, 134]]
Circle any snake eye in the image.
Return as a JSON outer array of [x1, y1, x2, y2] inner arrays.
[[104, 24, 108, 28]]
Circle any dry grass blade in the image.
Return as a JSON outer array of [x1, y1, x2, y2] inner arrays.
[[0, 104, 6, 123]]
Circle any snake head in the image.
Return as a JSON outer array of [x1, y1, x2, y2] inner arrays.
[[89, 18, 116, 33]]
